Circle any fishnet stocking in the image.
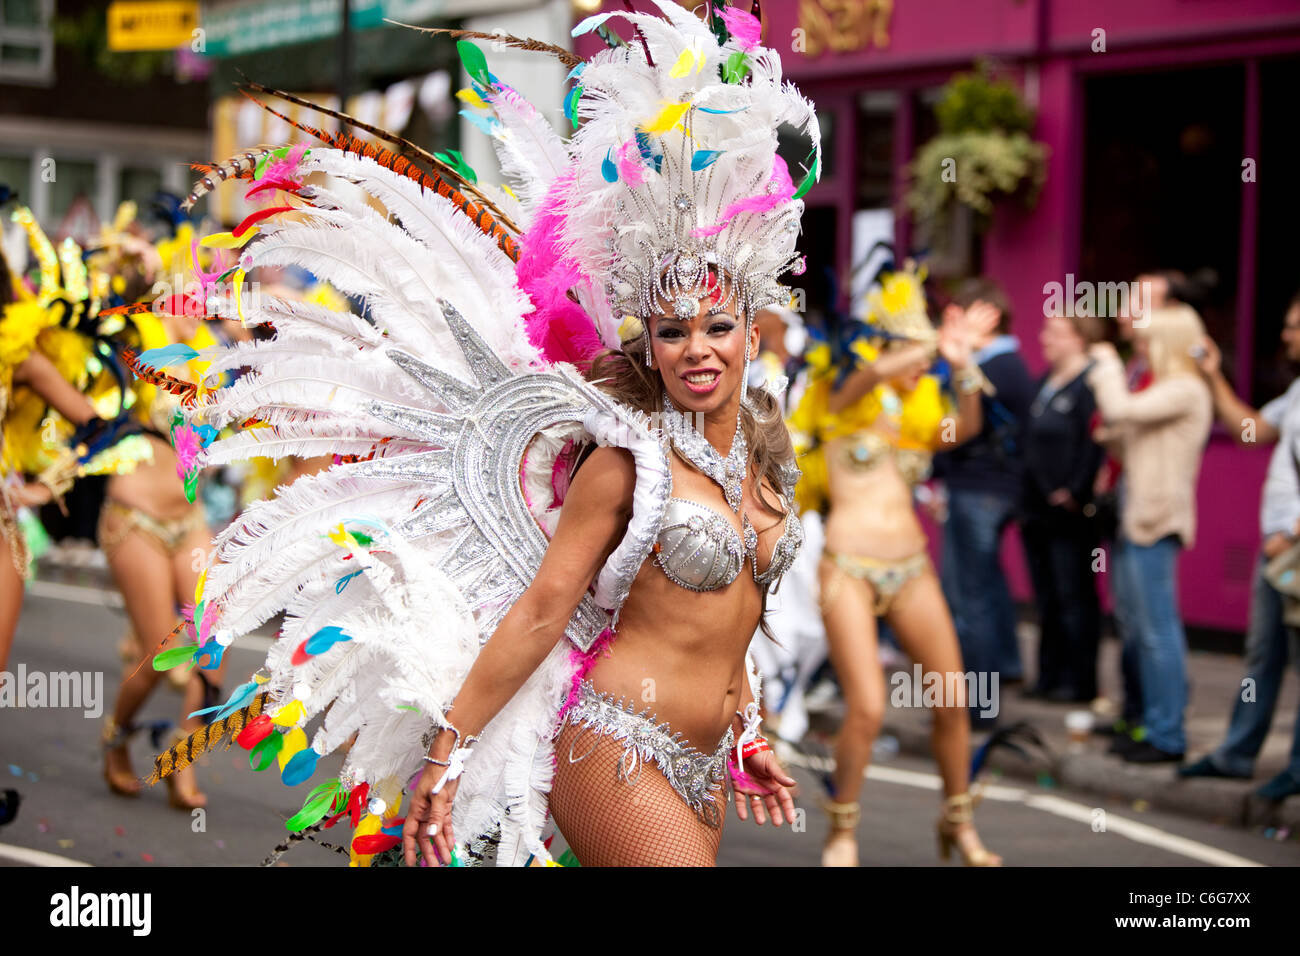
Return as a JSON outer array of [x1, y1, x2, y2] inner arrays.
[[550, 719, 726, 866]]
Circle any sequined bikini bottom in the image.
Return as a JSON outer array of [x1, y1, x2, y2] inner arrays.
[[97, 500, 207, 559], [564, 679, 734, 828], [820, 549, 932, 617]]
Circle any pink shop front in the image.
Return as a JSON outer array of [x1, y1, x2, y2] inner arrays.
[[578, 1, 1300, 633]]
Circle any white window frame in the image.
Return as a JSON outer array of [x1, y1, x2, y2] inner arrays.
[[0, 0, 55, 85]]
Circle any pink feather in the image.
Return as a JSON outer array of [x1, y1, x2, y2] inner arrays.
[[260, 142, 310, 184], [517, 173, 606, 366], [693, 155, 794, 238], [728, 756, 773, 794], [615, 140, 646, 188], [190, 237, 227, 294], [174, 424, 202, 478], [719, 6, 762, 50]]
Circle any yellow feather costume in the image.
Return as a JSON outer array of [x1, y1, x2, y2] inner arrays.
[[789, 268, 951, 515]]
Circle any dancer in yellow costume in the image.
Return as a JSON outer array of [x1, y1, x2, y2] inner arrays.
[[1, 205, 112, 674], [789, 265, 1003, 867]]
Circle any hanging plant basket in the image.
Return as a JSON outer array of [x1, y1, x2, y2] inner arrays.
[[906, 64, 1049, 249]]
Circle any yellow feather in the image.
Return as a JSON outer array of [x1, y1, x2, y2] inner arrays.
[[644, 101, 690, 135], [456, 87, 489, 110], [669, 47, 695, 79], [200, 230, 258, 249]]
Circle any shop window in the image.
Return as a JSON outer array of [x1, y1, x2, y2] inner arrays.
[[1254, 56, 1300, 407], [855, 90, 896, 209], [118, 166, 164, 212], [0, 0, 53, 84], [1079, 65, 1243, 371], [0, 153, 31, 197], [46, 158, 97, 234]]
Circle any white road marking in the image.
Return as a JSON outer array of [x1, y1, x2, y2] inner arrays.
[[0, 842, 92, 867], [780, 747, 1265, 867], [26, 579, 123, 608], [23, 583, 276, 652]]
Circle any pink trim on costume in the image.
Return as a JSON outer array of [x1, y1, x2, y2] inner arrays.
[[558, 626, 615, 720], [520, 449, 535, 512], [549, 438, 576, 509]]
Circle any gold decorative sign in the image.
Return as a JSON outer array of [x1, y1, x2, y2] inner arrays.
[[797, 0, 893, 58], [106, 1, 200, 52]]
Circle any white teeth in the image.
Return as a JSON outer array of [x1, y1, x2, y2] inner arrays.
[[685, 372, 717, 385]]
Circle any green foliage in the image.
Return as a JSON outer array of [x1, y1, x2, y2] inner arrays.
[[53, 8, 176, 85], [934, 64, 1035, 135], [907, 65, 1048, 246]]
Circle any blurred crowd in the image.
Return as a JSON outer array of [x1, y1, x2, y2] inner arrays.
[[751, 268, 1300, 806]]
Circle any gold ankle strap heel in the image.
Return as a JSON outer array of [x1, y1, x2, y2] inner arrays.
[[821, 799, 861, 867], [937, 792, 1001, 866]]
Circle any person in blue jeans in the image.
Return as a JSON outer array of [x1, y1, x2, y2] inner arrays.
[[1087, 306, 1213, 762], [934, 280, 1035, 720], [1179, 299, 1300, 801], [1113, 533, 1189, 755]]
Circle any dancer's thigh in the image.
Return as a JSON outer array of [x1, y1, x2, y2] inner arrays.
[[550, 720, 724, 867]]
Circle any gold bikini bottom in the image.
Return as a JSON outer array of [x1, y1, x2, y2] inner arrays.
[[820, 550, 932, 617], [97, 500, 207, 560]]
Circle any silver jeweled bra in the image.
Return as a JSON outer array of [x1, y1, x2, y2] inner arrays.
[[654, 495, 803, 593]]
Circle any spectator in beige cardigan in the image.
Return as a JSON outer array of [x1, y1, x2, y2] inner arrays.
[[1086, 305, 1213, 762]]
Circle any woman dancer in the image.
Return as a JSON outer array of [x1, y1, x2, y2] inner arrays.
[[1, 212, 107, 673], [99, 302, 223, 809], [790, 268, 1002, 866], [142, 4, 821, 866]]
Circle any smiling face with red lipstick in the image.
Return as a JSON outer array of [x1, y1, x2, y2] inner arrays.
[[648, 289, 759, 422]]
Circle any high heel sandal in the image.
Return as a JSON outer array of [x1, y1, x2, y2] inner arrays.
[[936, 792, 1002, 866], [821, 799, 861, 867], [163, 728, 208, 811], [101, 717, 142, 797]]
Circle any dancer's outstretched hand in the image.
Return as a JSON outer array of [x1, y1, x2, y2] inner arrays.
[[402, 765, 458, 867], [732, 750, 798, 827]]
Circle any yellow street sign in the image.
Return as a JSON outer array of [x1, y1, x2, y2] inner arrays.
[[107, 1, 200, 52]]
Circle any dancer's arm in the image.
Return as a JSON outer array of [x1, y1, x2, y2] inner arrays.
[[13, 351, 96, 426], [828, 343, 931, 414], [404, 445, 636, 865], [1194, 335, 1278, 445], [1088, 343, 1198, 426]]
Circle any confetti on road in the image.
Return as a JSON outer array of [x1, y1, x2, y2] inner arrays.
[[7, 765, 20, 777], [57, 839, 74, 849], [1132, 799, 1150, 813], [114, 825, 125, 836], [140, 852, 154, 863], [37, 818, 49, 832]]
